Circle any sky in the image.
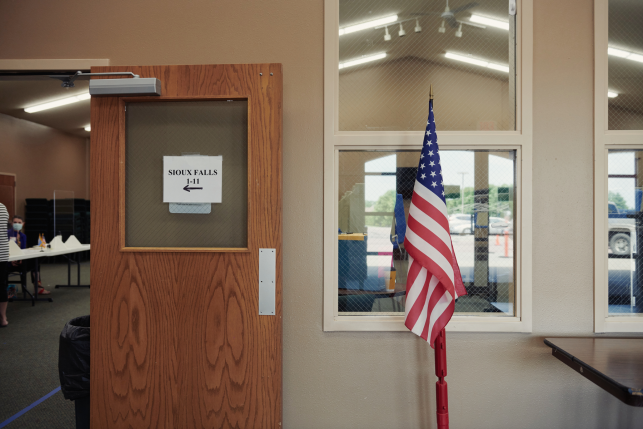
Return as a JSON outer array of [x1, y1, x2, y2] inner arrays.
[[361, 151, 515, 202], [608, 151, 636, 209]]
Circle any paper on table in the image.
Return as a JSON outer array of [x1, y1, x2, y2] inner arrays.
[[8, 240, 22, 257], [49, 235, 68, 251], [64, 235, 84, 249]]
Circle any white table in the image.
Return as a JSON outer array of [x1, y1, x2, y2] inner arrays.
[[8, 244, 90, 306]]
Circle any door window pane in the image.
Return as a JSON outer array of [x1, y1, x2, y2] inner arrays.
[[338, 149, 516, 315], [339, 0, 516, 131], [608, 0, 643, 130], [125, 100, 248, 248], [607, 150, 643, 315]]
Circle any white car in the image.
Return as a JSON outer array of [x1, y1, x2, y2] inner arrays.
[[449, 214, 473, 235], [489, 217, 511, 235]]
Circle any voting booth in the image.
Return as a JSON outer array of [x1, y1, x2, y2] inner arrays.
[[90, 65, 282, 428]]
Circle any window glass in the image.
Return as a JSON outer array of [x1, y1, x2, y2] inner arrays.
[[338, 0, 516, 131], [607, 150, 643, 315], [337, 149, 516, 315], [608, 0, 643, 130]]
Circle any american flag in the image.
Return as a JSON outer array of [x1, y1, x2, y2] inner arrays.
[[404, 100, 467, 346]]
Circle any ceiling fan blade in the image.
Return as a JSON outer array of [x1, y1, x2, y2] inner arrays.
[[451, 1, 479, 14], [410, 11, 442, 16], [446, 16, 459, 28]]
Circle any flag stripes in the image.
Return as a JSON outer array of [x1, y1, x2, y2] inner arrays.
[[403, 99, 466, 346]]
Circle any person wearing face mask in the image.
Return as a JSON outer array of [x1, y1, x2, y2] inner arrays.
[[8, 215, 49, 296]]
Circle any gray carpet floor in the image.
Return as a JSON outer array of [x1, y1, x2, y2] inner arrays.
[[0, 262, 90, 429]]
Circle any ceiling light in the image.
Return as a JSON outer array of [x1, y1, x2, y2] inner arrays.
[[24, 92, 90, 113], [339, 15, 398, 36], [384, 26, 391, 41], [608, 92, 618, 98], [398, 23, 406, 37], [415, 19, 422, 33], [455, 23, 463, 38], [84, 125, 91, 132], [628, 53, 643, 63], [469, 14, 509, 30], [608, 47, 630, 58], [445, 52, 509, 73], [339, 52, 387, 70], [608, 47, 643, 63], [438, 20, 446, 33]]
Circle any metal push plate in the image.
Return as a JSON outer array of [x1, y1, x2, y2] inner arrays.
[[259, 248, 276, 315]]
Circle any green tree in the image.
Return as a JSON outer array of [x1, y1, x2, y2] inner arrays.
[[608, 191, 630, 211], [445, 184, 514, 218], [365, 190, 396, 227]]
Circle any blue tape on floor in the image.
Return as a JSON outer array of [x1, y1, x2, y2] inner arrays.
[[0, 386, 61, 428]]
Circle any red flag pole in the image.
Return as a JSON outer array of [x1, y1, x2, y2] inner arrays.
[[434, 328, 449, 429], [428, 85, 449, 428]]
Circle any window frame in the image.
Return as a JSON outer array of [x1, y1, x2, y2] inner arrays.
[[324, 0, 534, 332], [594, 0, 643, 333]]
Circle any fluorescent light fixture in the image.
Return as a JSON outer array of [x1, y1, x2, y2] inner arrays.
[[608, 91, 618, 98], [628, 53, 643, 63], [339, 52, 386, 69], [24, 92, 90, 113], [608, 47, 630, 58], [84, 125, 91, 132], [339, 15, 398, 36], [445, 52, 509, 73], [608, 47, 643, 63], [469, 14, 509, 30]]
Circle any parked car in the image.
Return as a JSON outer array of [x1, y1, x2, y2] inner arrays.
[[489, 217, 511, 235], [608, 202, 636, 256], [449, 214, 473, 235]]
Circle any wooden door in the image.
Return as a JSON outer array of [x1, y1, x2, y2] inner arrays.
[[90, 65, 282, 428], [0, 173, 16, 218]]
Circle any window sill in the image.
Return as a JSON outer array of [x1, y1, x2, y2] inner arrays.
[[324, 315, 531, 333], [596, 317, 643, 333]]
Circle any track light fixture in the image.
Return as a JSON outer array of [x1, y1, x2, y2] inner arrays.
[[384, 26, 391, 41], [415, 19, 422, 33], [438, 20, 446, 33], [455, 23, 462, 38], [398, 23, 406, 37]]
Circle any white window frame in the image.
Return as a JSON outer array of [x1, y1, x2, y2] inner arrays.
[[594, 0, 643, 333], [324, 0, 533, 332]]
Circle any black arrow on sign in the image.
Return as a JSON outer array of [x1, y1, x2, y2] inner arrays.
[[183, 185, 203, 192]]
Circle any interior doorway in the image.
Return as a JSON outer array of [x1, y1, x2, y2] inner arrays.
[[0, 172, 16, 218]]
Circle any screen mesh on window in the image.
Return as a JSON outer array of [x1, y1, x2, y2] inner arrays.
[[338, 0, 516, 131], [338, 149, 516, 316], [607, 150, 643, 315], [608, 0, 643, 130]]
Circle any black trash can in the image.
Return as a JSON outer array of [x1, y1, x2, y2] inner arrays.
[[58, 315, 90, 429]]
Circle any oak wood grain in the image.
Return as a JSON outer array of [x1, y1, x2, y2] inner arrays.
[[91, 64, 282, 428]]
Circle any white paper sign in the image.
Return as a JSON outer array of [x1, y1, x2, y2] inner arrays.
[[163, 156, 222, 203]]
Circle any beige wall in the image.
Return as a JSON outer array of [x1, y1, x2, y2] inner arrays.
[[339, 58, 512, 131], [0, 113, 88, 219], [3, 0, 643, 428]]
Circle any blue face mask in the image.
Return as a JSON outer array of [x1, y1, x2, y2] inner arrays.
[[13, 223, 22, 232]]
